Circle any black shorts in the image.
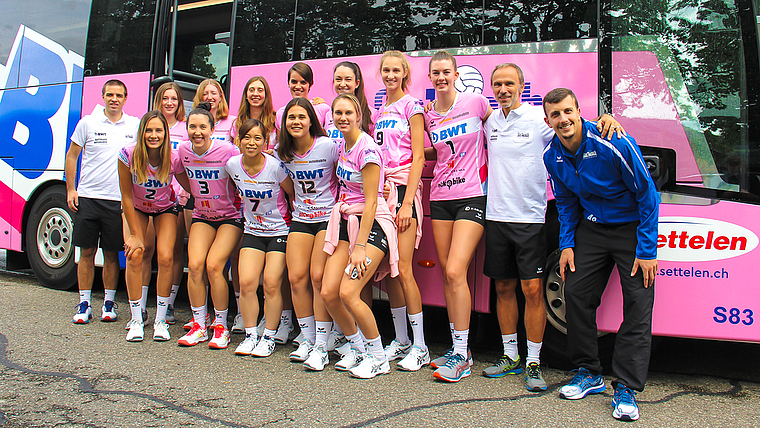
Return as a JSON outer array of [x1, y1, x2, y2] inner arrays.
[[289, 220, 328, 236], [338, 217, 388, 254], [139, 205, 179, 218], [483, 221, 547, 280], [183, 196, 194, 210], [191, 217, 244, 230], [241, 233, 288, 253], [72, 197, 123, 252], [429, 196, 486, 225], [394, 185, 418, 220]]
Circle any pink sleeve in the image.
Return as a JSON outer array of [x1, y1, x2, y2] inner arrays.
[[405, 99, 424, 119], [478, 94, 489, 119], [171, 151, 183, 175]]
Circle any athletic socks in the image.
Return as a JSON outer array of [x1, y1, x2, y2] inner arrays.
[[155, 295, 170, 322], [129, 300, 142, 322], [168, 284, 180, 306], [503, 333, 519, 360], [366, 336, 386, 360], [139, 285, 149, 310], [104, 288, 117, 303], [263, 328, 276, 338], [298, 316, 316, 344], [191, 305, 206, 326], [79, 290, 92, 305], [281, 309, 293, 325], [526, 340, 542, 365], [453, 329, 469, 357], [315, 321, 332, 345], [245, 327, 258, 342], [391, 306, 410, 345], [346, 331, 367, 354], [214, 309, 228, 327], [408, 311, 426, 350]]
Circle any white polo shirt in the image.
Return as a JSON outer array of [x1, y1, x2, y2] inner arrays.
[[483, 103, 554, 223], [71, 106, 139, 201]]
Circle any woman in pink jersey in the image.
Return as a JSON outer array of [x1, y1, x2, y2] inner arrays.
[[424, 51, 493, 382], [193, 79, 238, 144], [226, 119, 295, 358], [177, 103, 243, 350], [119, 110, 188, 342], [275, 98, 339, 369], [275, 63, 333, 132], [325, 61, 375, 141], [373, 51, 429, 371], [321, 94, 399, 379], [154, 82, 189, 325], [236, 76, 277, 149]]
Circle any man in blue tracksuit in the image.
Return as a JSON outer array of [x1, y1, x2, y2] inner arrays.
[[541, 88, 659, 421]]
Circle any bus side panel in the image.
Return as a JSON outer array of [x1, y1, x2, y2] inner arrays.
[[81, 71, 151, 119]]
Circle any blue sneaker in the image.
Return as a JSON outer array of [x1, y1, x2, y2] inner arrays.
[[558, 367, 605, 399], [72, 302, 92, 324], [433, 353, 471, 382], [101, 300, 118, 322], [612, 383, 640, 421]]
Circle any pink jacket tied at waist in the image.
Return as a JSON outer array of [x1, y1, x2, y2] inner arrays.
[[385, 164, 424, 249], [323, 198, 399, 281]]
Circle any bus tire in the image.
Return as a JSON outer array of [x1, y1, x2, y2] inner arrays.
[[25, 186, 77, 290], [542, 248, 614, 371]]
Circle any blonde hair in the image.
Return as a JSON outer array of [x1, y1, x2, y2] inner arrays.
[[236, 76, 275, 135], [153, 82, 186, 122], [132, 111, 172, 184], [193, 79, 229, 122], [379, 50, 412, 93]]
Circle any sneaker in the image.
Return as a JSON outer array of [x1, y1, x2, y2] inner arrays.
[[525, 362, 547, 392], [326, 329, 347, 352], [72, 302, 92, 324], [483, 355, 523, 378], [334, 341, 352, 357], [125, 309, 150, 331], [208, 324, 231, 349], [125, 320, 144, 342], [430, 347, 453, 369], [153, 320, 171, 341], [165, 305, 176, 325], [293, 332, 304, 346], [349, 354, 390, 379], [183, 313, 211, 331], [256, 317, 266, 337], [289, 340, 312, 362], [384, 339, 412, 362], [612, 383, 640, 421], [251, 335, 276, 357], [558, 367, 606, 400], [272, 319, 296, 344], [335, 347, 362, 371], [231, 314, 244, 334], [235, 334, 258, 356], [303, 343, 329, 371], [177, 322, 208, 346], [433, 353, 471, 382], [101, 300, 118, 322], [397, 345, 430, 371]]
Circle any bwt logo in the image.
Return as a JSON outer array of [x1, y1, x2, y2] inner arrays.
[[430, 123, 467, 144], [657, 217, 759, 262], [0, 26, 84, 179]]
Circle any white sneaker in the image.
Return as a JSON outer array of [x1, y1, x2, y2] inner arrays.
[[289, 340, 312, 362], [125, 309, 149, 331], [165, 305, 176, 325], [251, 336, 276, 357], [335, 347, 362, 371], [334, 341, 352, 357], [235, 334, 258, 356], [327, 329, 347, 352], [177, 322, 208, 346], [303, 343, 329, 371], [349, 354, 390, 379], [293, 332, 304, 346], [125, 320, 144, 342], [208, 325, 230, 349], [272, 319, 296, 344], [72, 302, 92, 324], [397, 345, 430, 371], [231, 314, 244, 334], [384, 339, 412, 361], [153, 320, 171, 341], [256, 317, 266, 337]]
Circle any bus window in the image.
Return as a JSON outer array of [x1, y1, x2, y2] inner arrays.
[[84, 0, 155, 76], [232, 0, 294, 66], [189, 41, 228, 81], [483, 0, 597, 44]]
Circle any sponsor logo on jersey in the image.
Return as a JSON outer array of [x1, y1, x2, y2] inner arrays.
[[438, 177, 466, 189], [244, 189, 273, 199], [583, 150, 597, 160]]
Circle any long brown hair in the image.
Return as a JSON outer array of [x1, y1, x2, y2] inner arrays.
[[153, 82, 186, 122], [236, 76, 275, 135], [333, 61, 373, 134], [193, 79, 229, 122], [277, 98, 327, 162], [132, 111, 172, 184]]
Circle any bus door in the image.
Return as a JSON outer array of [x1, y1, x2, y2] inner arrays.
[[151, 0, 235, 106]]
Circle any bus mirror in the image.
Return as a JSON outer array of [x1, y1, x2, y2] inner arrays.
[[640, 146, 676, 191]]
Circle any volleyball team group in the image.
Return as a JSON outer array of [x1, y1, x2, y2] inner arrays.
[[66, 47, 655, 420]]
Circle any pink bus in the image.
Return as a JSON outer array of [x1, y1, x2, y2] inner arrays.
[[2, 0, 759, 363]]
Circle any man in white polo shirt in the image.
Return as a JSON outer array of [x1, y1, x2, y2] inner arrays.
[[481, 63, 623, 391], [65, 79, 139, 324]]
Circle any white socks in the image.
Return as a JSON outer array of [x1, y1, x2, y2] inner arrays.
[[391, 306, 410, 345], [453, 329, 469, 357], [129, 300, 142, 322], [104, 289, 116, 302], [503, 333, 519, 360], [155, 295, 170, 322], [298, 316, 316, 344], [526, 340, 542, 365], [408, 311, 426, 349], [191, 305, 206, 326], [315, 321, 332, 346], [79, 290, 92, 305]]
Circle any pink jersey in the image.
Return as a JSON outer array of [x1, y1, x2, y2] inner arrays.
[[326, 103, 376, 145], [119, 144, 183, 213], [336, 132, 384, 206], [179, 141, 241, 220], [212, 115, 237, 145], [373, 94, 424, 168], [275, 101, 332, 131], [278, 136, 339, 223], [168, 121, 188, 150], [226, 154, 289, 236], [425, 92, 489, 201]]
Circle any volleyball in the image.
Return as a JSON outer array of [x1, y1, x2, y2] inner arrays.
[[455, 65, 484, 94]]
